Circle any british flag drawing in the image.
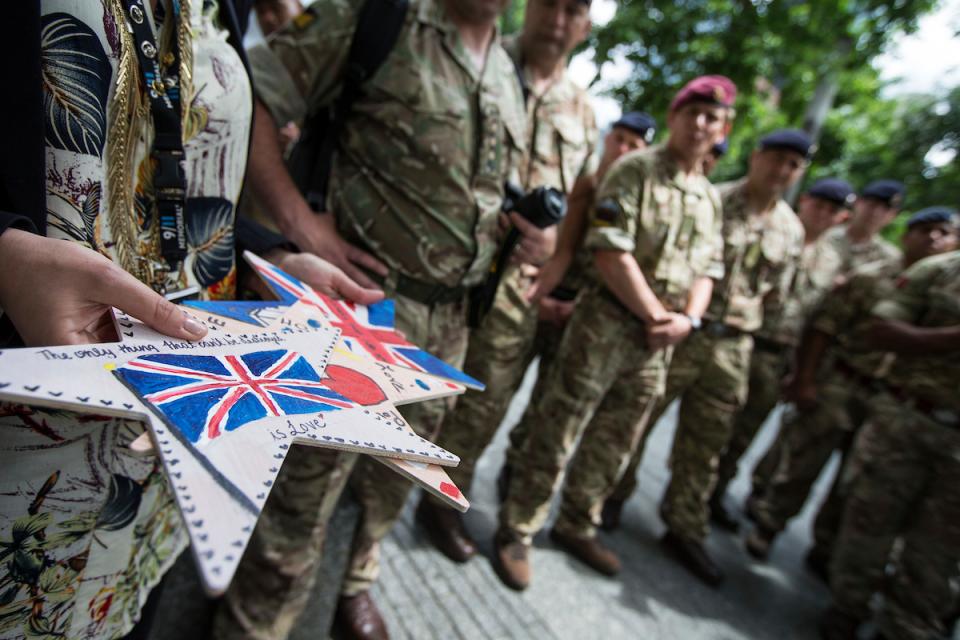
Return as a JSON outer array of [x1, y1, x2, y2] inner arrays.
[[115, 350, 356, 445], [245, 251, 484, 390]]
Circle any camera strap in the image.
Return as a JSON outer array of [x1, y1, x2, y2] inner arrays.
[[122, 0, 188, 276]]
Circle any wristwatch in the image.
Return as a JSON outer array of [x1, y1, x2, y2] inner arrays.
[[684, 314, 703, 331]]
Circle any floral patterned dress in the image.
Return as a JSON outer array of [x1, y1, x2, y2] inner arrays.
[[0, 1, 250, 638]]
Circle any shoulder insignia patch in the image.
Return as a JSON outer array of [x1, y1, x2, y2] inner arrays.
[[592, 198, 622, 227], [293, 10, 316, 30]]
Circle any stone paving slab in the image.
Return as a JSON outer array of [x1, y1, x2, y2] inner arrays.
[[369, 362, 837, 640]]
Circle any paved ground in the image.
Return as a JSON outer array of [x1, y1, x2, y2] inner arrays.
[[367, 361, 842, 640]]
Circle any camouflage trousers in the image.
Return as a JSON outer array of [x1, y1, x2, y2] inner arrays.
[[831, 392, 960, 640], [431, 266, 564, 501], [711, 345, 790, 503], [214, 446, 357, 640], [498, 288, 668, 544], [750, 365, 872, 553], [607, 331, 752, 542], [341, 286, 469, 596]]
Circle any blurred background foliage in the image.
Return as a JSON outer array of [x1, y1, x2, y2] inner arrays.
[[502, 0, 958, 240]]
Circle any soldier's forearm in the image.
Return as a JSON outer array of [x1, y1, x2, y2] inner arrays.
[[868, 319, 960, 354], [554, 175, 594, 259], [794, 328, 831, 384], [684, 276, 713, 318], [594, 250, 668, 323], [248, 100, 314, 238]]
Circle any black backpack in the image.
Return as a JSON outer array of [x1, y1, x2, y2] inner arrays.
[[287, 0, 409, 212]]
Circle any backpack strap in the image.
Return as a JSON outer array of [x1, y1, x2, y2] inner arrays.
[[303, 0, 409, 211]]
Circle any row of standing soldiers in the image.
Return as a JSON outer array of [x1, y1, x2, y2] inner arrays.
[[222, 1, 960, 639]]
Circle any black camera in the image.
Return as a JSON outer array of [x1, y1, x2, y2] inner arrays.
[[468, 183, 567, 327]]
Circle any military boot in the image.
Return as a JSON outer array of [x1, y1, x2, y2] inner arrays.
[[708, 495, 740, 533], [660, 530, 724, 587], [335, 592, 389, 640], [493, 528, 530, 591], [549, 528, 621, 576], [745, 525, 776, 560], [416, 497, 477, 563]]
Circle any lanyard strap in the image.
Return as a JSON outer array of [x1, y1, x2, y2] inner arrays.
[[122, 0, 188, 273]]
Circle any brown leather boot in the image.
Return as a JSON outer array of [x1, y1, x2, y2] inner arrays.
[[744, 525, 776, 561], [415, 497, 477, 563], [550, 528, 621, 576], [660, 530, 724, 587], [708, 496, 740, 533], [600, 498, 624, 531], [335, 592, 389, 640], [493, 528, 530, 591]]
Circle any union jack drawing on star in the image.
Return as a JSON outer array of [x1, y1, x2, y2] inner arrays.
[[244, 251, 485, 390], [115, 350, 355, 445]]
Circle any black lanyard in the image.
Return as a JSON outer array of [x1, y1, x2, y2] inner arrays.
[[123, 0, 188, 273]]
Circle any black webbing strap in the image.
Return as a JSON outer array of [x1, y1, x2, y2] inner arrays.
[[303, 0, 409, 212], [123, 0, 188, 273]]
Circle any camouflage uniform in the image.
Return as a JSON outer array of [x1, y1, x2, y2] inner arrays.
[[742, 227, 902, 499], [431, 36, 597, 500], [830, 250, 960, 640], [749, 259, 902, 547], [498, 145, 725, 544], [600, 179, 803, 542], [223, 1, 526, 635], [711, 234, 845, 502]]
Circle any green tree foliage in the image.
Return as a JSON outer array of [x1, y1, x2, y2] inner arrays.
[[587, 0, 944, 197]]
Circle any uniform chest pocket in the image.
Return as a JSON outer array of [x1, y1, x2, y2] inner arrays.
[[364, 58, 470, 165]]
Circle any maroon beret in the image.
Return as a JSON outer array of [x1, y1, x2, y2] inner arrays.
[[669, 75, 737, 113]]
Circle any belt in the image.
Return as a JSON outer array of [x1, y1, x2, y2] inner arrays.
[[752, 334, 789, 355], [702, 319, 748, 339], [368, 270, 467, 306]]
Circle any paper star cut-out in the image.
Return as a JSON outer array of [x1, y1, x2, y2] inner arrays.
[[0, 262, 476, 594], [244, 251, 486, 390]]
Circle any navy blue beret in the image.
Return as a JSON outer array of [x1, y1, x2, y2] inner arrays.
[[758, 128, 815, 159], [711, 139, 729, 157], [907, 206, 958, 228], [807, 178, 855, 207], [860, 180, 905, 207], [612, 111, 657, 144]]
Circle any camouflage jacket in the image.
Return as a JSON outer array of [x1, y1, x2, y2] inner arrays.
[[823, 225, 902, 275], [873, 250, 960, 410], [585, 145, 724, 311], [757, 235, 844, 346], [248, 0, 527, 288], [707, 179, 804, 333], [503, 36, 597, 194], [503, 35, 597, 293], [812, 260, 902, 378]]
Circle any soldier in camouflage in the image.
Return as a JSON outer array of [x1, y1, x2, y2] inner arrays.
[[414, 0, 598, 564], [217, 1, 541, 638], [703, 178, 854, 532], [491, 75, 735, 591], [818, 226, 960, 640], [595, 130, 808, 586], [739, 180, 905, 519], [744, 208, 956, 572]]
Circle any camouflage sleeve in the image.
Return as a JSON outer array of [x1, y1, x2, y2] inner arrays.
[[765, 217, 805, 311], [872, 257, 940, 323], [583, 154, 643, 253], [701, 206, 727, 282], [812, 273, 873, 337], [579, 105, 600, 178], [247, 0, 360, 127]]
